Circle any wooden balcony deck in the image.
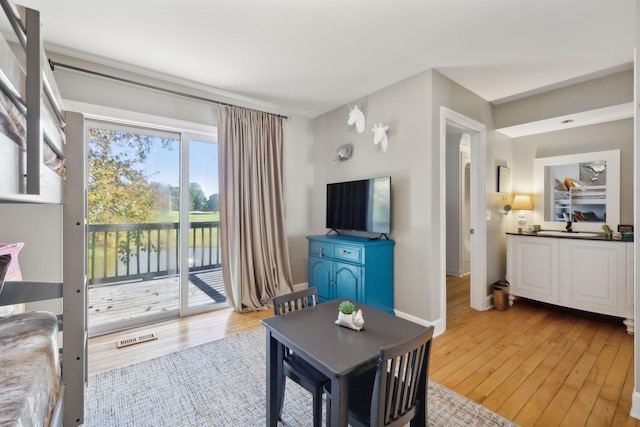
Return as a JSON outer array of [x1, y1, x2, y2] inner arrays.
[[88, 269, 226, 329]]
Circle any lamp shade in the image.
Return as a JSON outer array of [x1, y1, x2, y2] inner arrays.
[[511, 195, 532, 210]]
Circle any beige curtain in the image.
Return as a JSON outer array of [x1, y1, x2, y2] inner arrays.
[[218, 106, 294, 312]]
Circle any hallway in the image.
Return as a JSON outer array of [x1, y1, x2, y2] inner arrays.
[[447, 274, 471, 321]]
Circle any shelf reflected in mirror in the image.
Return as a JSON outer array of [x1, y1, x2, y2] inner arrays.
[[533, 150, 620, 233]]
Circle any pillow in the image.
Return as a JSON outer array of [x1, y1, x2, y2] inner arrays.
[[0, 242, 24, 281], [573, 180, 591, 187], [580, 211, 600, 221], [555, 179, 568, 191], [572, 210, 586, 222], [0, 254, 11, 295]]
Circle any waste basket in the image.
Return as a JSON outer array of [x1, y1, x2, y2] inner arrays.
[[492, 281, 509, 311]]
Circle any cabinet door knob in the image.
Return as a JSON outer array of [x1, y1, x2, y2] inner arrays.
[[340, 250, 350, 254], [328, 280, 335, 285]]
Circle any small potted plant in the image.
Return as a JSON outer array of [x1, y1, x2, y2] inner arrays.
[[336, 300, 364, 331], [338, 300, 355, 316]]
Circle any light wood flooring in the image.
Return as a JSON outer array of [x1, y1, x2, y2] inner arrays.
[[88, 299, 639, 427], [88, 306, 267, 374], [446, 274, 471, 321]]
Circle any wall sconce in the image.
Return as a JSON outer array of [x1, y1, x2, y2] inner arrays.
[[511, 194, 533, 233], [335, 143, 353, 161]]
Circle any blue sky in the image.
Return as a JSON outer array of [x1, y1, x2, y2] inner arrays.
[[189, 140, 219, 197], [146, 138, 219, 198]]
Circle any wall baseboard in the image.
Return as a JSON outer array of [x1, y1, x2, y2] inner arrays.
[[394, 309, 443, 337], [292, 282, 308, 292], [630, 391, 640, 420]]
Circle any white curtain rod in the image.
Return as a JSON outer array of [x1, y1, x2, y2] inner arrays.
[[49, 60, 289, 120]]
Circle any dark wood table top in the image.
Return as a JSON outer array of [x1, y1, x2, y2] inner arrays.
[[261, 298, 430, 377]]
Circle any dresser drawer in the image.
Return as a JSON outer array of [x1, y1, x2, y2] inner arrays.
[[309, 241, 332, 258], [332, 244, 362, 264]]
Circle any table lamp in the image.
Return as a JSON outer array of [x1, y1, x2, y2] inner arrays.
[[511, 194, 533, 233]]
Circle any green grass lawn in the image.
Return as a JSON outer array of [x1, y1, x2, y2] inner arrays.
[[155, 211, 220, 223]]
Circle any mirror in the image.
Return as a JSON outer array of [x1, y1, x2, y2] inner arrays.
[[533, 150, 620, 232]]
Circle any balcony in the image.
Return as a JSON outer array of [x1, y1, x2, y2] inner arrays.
[[87, 221, 226, 329]]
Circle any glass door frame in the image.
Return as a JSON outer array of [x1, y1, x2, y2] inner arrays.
[[179, 132, 225, 316]]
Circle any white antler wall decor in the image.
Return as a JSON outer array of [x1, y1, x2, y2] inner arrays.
[[347, 105, 366, 133], [372, 123, 389, 152]]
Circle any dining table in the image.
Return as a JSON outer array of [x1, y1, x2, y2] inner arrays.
[[261, 298, 431, 427]]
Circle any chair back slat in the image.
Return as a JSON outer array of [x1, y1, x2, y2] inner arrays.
[[372, 326, 434, 427], [273, 287, 318, 315]]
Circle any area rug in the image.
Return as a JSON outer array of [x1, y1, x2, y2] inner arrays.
[[85, 328, 518, 426]]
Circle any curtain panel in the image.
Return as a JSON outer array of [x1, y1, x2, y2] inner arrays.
[[218, 106, 293, 312]]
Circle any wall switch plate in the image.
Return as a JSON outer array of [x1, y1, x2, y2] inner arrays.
[[486, 210, 491, 220]]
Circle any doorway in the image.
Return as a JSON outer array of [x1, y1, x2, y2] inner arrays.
[[445, 128, 471, 321], [439, 107, 487, 331]]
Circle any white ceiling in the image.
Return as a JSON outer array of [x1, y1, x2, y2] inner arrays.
[[3, 0, 636, 118]]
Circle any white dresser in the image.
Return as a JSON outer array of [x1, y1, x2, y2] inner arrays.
[[506, 233, 634, 333]]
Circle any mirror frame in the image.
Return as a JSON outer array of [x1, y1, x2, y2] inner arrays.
[[533, 149, 620, 232]]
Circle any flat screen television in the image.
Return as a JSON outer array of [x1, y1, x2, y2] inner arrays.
[[326, 176, 391, 235]]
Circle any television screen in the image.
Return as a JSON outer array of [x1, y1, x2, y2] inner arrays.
[[326, 176, 391, 234]]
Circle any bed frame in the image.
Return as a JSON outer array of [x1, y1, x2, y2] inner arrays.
[[0, 0, 66, 202], [0, 0, 86, 425]]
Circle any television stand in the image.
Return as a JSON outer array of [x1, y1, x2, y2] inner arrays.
[[307, 235, 395, 314]]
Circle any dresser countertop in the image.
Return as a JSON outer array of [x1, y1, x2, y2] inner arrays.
[[506, 231, 633, 242]]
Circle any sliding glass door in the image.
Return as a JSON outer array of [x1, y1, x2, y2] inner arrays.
[[87, 121, 222, 336], [181, 135, 224, 313]]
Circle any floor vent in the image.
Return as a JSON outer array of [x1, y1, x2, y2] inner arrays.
[[116, 332, 158, 349]]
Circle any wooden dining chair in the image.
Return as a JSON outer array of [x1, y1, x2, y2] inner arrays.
[[346, 326, 435, 427], [273, 288, 331, 427]]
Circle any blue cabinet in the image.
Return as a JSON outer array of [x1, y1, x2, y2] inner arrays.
[[307, 235, 394, 313]]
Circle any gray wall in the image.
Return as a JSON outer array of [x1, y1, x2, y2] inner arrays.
[[510, 120, 634, 225], [312, 71, 433, 319], [431, 70, 514, 309], [0, 204, 64, 313], [312, 69, 513, 322], [493, 70, 633, 129]]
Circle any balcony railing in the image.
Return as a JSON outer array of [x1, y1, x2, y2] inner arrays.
[[87, 221, 221, 286]]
